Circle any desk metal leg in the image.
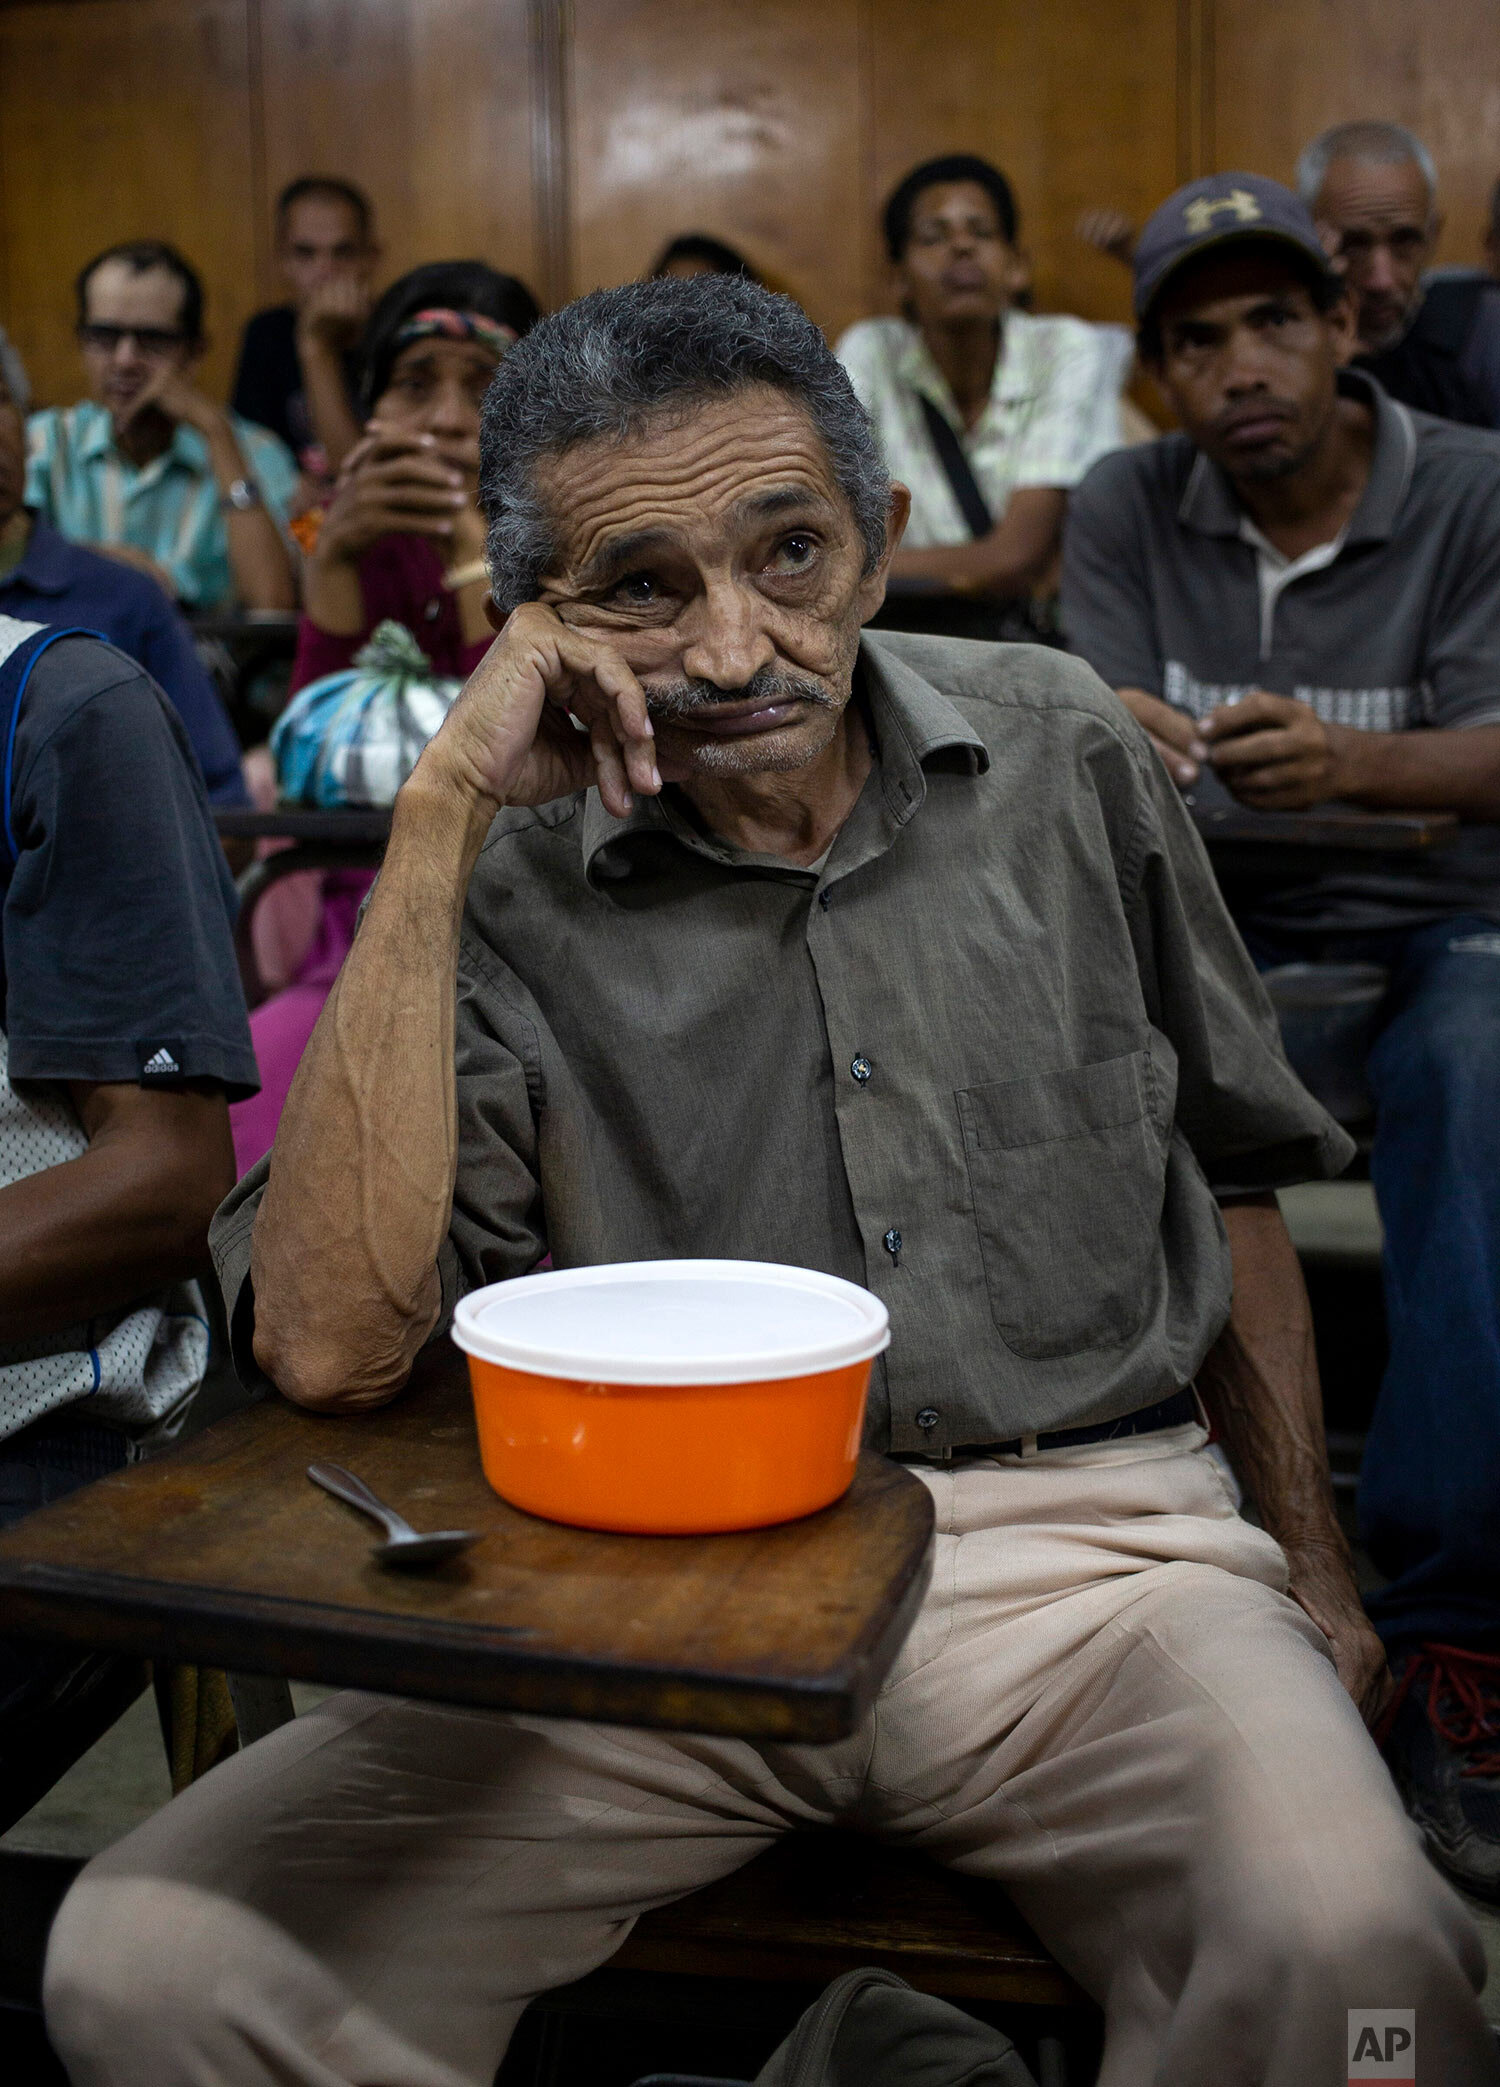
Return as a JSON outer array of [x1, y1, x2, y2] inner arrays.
[[227, 1673, 297, 1746]]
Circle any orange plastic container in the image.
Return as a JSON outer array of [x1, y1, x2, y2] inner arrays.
[[451, 1260, 891, 1534]]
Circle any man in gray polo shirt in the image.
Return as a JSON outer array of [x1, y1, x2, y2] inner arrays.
[[1063, 171, 1500, 1903]]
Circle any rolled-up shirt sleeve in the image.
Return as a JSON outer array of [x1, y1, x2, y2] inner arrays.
[[1122, 736, 1356, 1192]]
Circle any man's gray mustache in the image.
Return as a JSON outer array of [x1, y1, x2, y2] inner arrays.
[[643, 670, 833, 720]]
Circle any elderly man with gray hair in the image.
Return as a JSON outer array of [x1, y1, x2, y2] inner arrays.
[[43, 278, 1499, 2087], [1299, 117, 1500, 426]]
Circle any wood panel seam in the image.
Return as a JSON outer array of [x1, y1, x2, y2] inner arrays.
[[1177, 0, 1216, 183], [531, 0, 573, 307], [246, 0, 271, 303]]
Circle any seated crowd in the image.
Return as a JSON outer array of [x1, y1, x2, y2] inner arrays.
[[1, 130, 1499, 2087]]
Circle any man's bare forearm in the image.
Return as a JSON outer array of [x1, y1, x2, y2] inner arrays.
[[251, 775, 494, 1409], [1333, 720, 1500, 821], [890, 488, 1065, 597], [302, 546, 367, 635], [250, 605, 660, 1409], [0, 1086, 233, 1342], [1200, 1193, 1389, 1716], [202, 419, 298, 611], [1196, 1194, 1344, 1550], [297, 331, 363, 473]]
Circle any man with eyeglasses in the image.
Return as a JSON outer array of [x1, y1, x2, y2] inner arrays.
[[0, 336, 247, 804], [27, 241, 299, 611]]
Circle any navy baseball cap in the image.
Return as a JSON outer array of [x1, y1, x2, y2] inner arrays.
[[1133, 172, 1340, 321]]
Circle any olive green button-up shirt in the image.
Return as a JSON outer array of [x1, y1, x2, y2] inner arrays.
[[212, 629, 1350, 1453]]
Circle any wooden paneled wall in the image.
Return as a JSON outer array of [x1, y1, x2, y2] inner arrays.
[[1, 0, 1497, 409]]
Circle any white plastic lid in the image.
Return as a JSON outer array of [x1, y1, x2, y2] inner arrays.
[[451, 1259, 890, 1386]]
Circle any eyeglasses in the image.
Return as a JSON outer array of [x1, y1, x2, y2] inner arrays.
[[77, 323, 189, 357]]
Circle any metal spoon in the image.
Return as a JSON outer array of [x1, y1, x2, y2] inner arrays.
[[307, 1462, 480, 1570]]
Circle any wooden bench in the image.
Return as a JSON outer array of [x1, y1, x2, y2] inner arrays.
[[519, 1832, 1095, 2086]]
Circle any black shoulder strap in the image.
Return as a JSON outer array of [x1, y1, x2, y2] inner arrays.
[[917, 395, 993, 539]]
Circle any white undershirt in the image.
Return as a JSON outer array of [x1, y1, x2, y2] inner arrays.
[[1238, 515, 1348, 662]]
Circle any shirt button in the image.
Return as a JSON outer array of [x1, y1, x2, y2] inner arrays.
[[850, 1055, 872, 1084], [883, 1227, 902, 1262], [818, 889, 831, 910], [915, 1408, 940, 1431]]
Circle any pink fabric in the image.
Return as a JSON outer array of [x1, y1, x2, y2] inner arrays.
[[230, 874, 373, 1176], [240, 745, 323, 992], [290, 534, 493, 691], [249, 869, 324, 994], [231, 538, 493, 1178]]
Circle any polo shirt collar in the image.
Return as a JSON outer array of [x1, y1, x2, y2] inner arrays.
[[1177, 368, 1417, 547], [581, 632, 988, 886]]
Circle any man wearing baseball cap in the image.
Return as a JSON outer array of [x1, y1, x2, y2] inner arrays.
[[1063, 171, 1500, 1904]]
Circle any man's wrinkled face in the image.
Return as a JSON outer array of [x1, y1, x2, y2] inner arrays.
[[534, 384, 901, 780], [1313, 156, 1436, 351], [1149, 249, 1355, 484]]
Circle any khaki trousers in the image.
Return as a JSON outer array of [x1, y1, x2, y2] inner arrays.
[[45, 1425, 1498, 2087]]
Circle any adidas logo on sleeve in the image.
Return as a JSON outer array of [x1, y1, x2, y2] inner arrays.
[[139, 1045, 183, 1080]]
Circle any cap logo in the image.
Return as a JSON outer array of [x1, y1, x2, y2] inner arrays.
[[1183, 188, 1262, 234]]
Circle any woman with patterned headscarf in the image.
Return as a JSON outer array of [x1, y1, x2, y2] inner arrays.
[[294, 259, 540, 690], [231, 262, 540, 1175]]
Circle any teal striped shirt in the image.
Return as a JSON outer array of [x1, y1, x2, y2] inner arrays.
[[25, 401, 299, 609]]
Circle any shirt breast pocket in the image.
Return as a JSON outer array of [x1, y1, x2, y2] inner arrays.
[[956, 1049, 1168, 1359]]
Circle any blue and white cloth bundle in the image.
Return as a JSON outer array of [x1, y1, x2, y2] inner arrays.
[[271, 620, 460, 807]]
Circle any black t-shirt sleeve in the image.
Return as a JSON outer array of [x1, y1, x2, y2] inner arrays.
[[3, 638, 259, 1097], [1061, 452, 1167, 696]]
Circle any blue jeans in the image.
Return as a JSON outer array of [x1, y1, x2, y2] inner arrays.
[[1242, 913, 1500, 1653]]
